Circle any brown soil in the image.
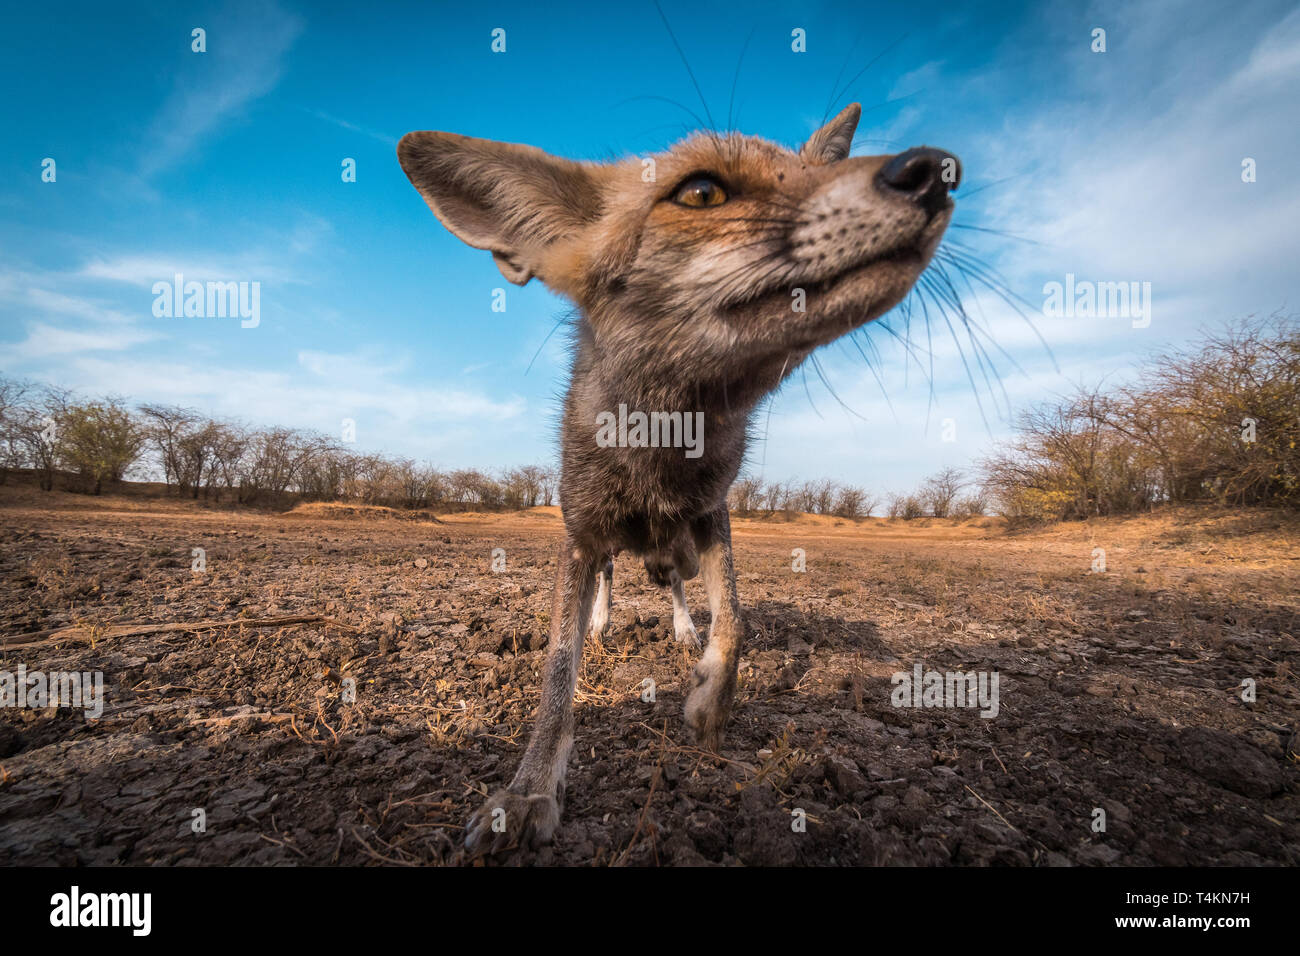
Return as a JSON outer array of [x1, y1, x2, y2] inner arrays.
[[1, 484, 1297, 866]]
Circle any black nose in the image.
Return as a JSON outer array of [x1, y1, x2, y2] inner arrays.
[[877, 147, 961, 216]]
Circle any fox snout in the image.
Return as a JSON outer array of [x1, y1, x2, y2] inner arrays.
[[876, 147, 962, 218]]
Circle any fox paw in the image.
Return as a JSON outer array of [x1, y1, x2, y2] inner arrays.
[[674, 618, 701, 648], [464, 789, 560, 856], [684, 662, 732, 753]]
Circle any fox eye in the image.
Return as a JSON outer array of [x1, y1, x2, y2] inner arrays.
[[672, 176, 728, 207]]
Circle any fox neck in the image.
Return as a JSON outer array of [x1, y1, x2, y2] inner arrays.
[[573, 300, 812, 417]]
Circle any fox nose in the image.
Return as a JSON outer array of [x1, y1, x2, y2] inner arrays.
[[877, 147, 960, 216]]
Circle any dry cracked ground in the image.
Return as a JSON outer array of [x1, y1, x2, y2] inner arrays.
[[0, 483, 1297, 866]]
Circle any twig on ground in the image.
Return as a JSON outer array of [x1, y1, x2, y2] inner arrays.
[[0, 615, 358, 649], [965, 784, 1018, 832]]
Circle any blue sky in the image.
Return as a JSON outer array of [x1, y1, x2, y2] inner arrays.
[[2, 0, 1297, 494]]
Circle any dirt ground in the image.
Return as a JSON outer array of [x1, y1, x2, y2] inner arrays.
[[1, 484, 1297, 866]]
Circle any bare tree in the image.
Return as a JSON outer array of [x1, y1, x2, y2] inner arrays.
[[887, 492, 926, 520], [761, 480, 785, 515], [952, 491, 990, 518], [922, 467, 966, 518], [811, 478, 837, 515], [0, 377, 33, 484], [724, 475, 759, 512], [16, 385, 72, 491], [789, 479, 817, 513], [208, 422, 249, 500], [138, 404, 201, 494], [538, 467, 559, 507], [832, 484, 866, 518], [502, 465, 547, 509]]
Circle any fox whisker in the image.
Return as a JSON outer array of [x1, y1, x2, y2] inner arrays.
[[726, 26, 757, 132], [948, 222, 1040, 244], [613, 94, 711, 136], [915, 272, 995, 430], [821, 31, 913, 125], [935, 243, 1058, 371], [652, 0, 719, 137]]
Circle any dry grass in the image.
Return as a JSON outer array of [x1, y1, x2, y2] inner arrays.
[[0, 486, 1296, 866]]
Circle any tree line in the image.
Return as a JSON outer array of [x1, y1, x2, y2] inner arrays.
[[2, 316, 1292, 520], [0, 375, 975, 520], [725, 468, 987, 520], [0, 383, 559, 509]]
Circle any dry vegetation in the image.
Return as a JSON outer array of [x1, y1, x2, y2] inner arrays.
[[983, 317, 1300, 520], [0, 483, 1296, 866], [4, 317, 1293, 530]]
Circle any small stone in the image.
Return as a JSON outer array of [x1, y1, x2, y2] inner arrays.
[[824, 755, 866, 795], [1178, 727, 1284, 798], [1076, 844, 1122, 865]]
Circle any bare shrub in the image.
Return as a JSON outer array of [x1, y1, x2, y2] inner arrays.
[[921, 466, 966, 518], [982, 317, 1299, 517]]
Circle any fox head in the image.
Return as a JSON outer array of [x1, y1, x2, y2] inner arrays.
[[398, 104, 958, 385]]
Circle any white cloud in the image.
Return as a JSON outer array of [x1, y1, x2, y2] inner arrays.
[[0, 271, 139, 326], [968, 0, 1300, 331], [138, 1, 303, 177], [40, 348, 533, 467], [80, 254, 301, 288], [0, 322, 159, 361], [300, 107, 400, 147], [1227, 5, 1300, 90]]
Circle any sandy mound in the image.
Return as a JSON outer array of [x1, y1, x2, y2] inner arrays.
[[283, 501, 442, 523]]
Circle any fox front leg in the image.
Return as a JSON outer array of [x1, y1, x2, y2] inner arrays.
[[588, 557, 613, 639], [464, 541, 599, 855], [669, 569, 700, 648], [683, 507, 744, 752]]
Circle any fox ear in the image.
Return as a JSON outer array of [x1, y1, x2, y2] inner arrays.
[[397, 131, 603, 285], [799, 103, 861, 164]]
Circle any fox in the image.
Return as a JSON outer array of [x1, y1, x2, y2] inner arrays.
[[397, 102, 959, 854]]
